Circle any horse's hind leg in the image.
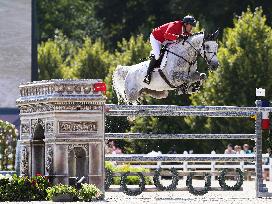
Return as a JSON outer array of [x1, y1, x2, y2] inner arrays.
[[190, 71, 207, 83], [125, 87, 140, 104]]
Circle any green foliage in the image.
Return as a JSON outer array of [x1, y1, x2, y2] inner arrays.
[[0, 174, 11, 188], [0, 174, 102, 202], [77, 183, 104, 201], [37, 0, 103, 42], [47, 183, 103, 201], [72, 38, 112, 80], [105, 161, 152, 185], [46, 184, 77, 201], [192, 7, 272, 106], [0, 120, 17, 170], [38, 31, 111, 81], [92, 0, 272, 48], [92, 0, 166, 48], [32, 175, 51, 200], [38, 39, 63, 80], [38, 30, 78, 80], [0, 175, 50, 201], [115, 35, 151, 65]]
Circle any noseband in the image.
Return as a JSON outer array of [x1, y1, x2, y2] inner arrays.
[[201, 41, 217, 66]]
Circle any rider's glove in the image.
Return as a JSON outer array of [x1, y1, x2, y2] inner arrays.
[[178, 34, 189, 41]]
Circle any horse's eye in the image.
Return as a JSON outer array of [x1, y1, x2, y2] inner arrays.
[[205, 45, 210, 50]]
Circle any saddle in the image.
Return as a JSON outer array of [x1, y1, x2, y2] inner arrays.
[[154, 45, 168, 68]]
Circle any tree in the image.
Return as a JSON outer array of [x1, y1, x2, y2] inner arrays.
[[92, 0, 171, 48], [72, 38, 112, 80], [168, 1, 272, 35], [38, 31, 77, 80], [37, 0, 103, 43], [92, 0, 272, 49], [38, 39, 63, 80]]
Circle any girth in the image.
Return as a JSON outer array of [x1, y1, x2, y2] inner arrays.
[[158, 69, 177, 89], [158, 69, 188, 93]]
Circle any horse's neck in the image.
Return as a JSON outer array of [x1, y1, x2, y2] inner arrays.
[[163, 35, 202, 80], [166, 36, 201, 67]]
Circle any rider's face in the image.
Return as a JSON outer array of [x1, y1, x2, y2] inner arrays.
[[185, 24, 193, 33]]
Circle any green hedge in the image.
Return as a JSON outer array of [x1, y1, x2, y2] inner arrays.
[[46, 183, 103, 201], [105, 161, 153, 185], [0, 174, 103, 202], [0, 175, 50, 201], [0, 120, 17, 170]]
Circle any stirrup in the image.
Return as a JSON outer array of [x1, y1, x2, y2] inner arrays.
[[143, 76, 151, 84]]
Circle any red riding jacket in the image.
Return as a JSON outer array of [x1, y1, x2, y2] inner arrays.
[[152, 20, 191, 43]]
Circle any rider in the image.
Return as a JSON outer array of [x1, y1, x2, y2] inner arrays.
[[143, 15, 197, 84]]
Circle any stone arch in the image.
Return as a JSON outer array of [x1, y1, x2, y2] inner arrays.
[[32, 123, 45, 176], [33, 123, 45, 140], [68, 146, 88, 183]]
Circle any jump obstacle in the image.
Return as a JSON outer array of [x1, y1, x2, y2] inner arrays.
[[15, 80, 272, 198], [104, 101, 272, 197]]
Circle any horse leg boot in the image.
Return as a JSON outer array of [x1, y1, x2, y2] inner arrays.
[[143, 55, 157, 84]]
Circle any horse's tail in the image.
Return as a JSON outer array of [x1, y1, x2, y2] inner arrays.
[[112, 65, 129, 104]]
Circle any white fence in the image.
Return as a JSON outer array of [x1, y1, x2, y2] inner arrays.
[[107, 152, 272, 181]]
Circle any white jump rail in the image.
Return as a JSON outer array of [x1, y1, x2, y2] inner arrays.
[[105, 154, 255, 162], [105, 104, 272, 117], [105, 133, 256, 140]]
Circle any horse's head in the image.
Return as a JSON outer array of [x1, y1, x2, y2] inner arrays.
[[199, 30, 220, 70], [177, 30, 220, 71]]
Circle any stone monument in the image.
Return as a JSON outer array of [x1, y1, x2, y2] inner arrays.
[[16, 79, 106, 191]]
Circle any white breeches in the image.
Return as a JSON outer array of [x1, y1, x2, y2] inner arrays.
[[150, 34, 161, 60]]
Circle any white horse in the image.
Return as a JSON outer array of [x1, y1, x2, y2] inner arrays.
[[113, 31, 219, 104]]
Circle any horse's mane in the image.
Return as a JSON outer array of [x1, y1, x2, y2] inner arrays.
[[191, 31, 204, 36], [170, 31, 204, 48], [175, 31, 203, 43]]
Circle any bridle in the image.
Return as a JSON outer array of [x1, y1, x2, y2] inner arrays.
[[200, 40, 217, 66]]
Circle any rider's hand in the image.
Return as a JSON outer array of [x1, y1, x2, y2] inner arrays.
[[178, 34, 189, 41]]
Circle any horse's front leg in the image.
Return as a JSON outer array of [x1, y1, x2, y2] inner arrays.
[[189, 71, 207, 83], [187, 72, 207, 94]]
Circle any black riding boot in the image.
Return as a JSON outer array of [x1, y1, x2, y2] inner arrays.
[[143, 55, 157, 84]]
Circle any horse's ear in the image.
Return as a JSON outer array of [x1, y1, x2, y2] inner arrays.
[[204, 31, 208, 40], [212, 29, 219, 40], [204, 31, 211, 41]]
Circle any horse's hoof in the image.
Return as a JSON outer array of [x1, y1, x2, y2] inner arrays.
[[143, 76, 151, 84], [200, 73, 207, 80]]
